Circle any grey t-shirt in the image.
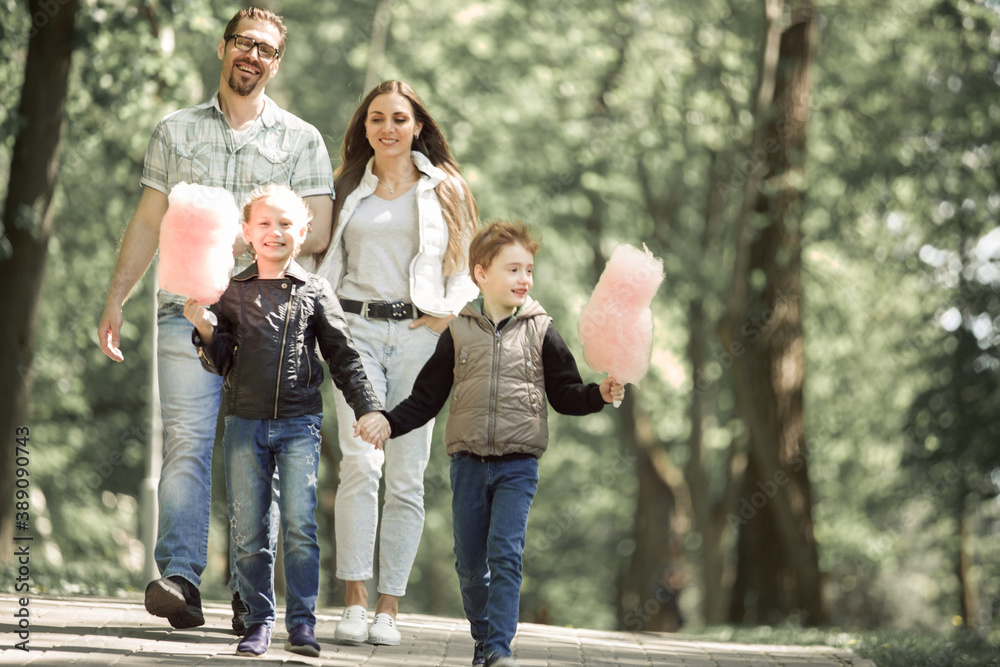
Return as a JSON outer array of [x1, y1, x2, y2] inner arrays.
[[338, 185, 419, 303]]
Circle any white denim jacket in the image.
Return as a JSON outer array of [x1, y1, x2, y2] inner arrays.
[[316, 151, 479, 317]]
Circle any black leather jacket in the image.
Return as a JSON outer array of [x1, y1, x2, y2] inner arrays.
[[193, 261, 382, 420]]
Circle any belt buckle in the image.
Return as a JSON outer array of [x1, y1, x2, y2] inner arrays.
[[390, 302, 408, 319], [360, 301, 371, 319]]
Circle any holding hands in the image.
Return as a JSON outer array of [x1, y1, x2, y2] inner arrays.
[[355, 412, 391, 449], [599, 376, 625, 405]]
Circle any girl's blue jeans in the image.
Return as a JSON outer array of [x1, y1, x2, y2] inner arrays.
[[224, 413, 322, 630]]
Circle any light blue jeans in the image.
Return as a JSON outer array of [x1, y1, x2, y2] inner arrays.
[[225, 414, 322, 630], [450, 453, 539, 661], [155, 302, 224, 587], [333, 312, 439, 596]]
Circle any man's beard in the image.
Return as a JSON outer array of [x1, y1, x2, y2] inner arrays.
[[227, 72, 259, 97], [227, 62, 261, 97]]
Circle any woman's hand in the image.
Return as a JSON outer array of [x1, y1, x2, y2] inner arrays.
[[411, 313, 454, 334]]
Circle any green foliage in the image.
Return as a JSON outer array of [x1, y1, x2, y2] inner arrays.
[[5, 0, 1000, 640], [893, 3, 1000, 469], [853, 628, 1000, 667], [3, 0, 220, 592]]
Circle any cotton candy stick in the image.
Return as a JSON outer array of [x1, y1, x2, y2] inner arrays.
[[578, 244, 664, 407], [158, 182, 240, 316]]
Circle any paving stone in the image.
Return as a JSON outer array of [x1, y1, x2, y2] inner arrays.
[[0, 595, 875, 667]]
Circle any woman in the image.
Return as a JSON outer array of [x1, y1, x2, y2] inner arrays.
[[317, 80, 480, 646]]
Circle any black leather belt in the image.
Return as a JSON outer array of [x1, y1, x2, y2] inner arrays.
[[452, 451, 537, 463], [340, 299, 424, 320]]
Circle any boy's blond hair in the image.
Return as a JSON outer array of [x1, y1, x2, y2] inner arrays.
[[468, 220, 539, 288]]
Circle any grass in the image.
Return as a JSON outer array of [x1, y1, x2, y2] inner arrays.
[[2, 560, 143, 599], [851, 629, 1000, 667], [676, 623, 1000, 667]]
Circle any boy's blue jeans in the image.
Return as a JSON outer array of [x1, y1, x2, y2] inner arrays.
[[450, 452, 539, 661], [224, 414, 323, 630]]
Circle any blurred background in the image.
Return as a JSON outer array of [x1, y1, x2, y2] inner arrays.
[[2, 0, 1000, 650]]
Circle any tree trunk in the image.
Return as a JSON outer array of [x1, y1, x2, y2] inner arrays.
[[568, 14, 691, 631], [687, 296, 748, 624], [720, 4, 825, 624], [685, 151, 746, 624], [594, 156, 689, 631], [618, 397, 688, 632], [721, 0, 786, 315], [590, 181, 688, 631], [0, 0, 78, 565]]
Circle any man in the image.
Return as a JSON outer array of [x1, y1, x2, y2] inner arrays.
[[97, 7, 334, 632]]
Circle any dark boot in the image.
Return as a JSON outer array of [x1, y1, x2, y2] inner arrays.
[[231, 591, 248, 635], [236, 624, 272, 656], [144, 576, 205, 629]]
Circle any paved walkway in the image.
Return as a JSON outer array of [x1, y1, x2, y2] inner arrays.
[[1, 595, 874, 666]]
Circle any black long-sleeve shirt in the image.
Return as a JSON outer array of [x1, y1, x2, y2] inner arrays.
[[385, 317, 606, 439]]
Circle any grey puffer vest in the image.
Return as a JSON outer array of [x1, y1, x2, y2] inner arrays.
[[445, 298, 551, 458]]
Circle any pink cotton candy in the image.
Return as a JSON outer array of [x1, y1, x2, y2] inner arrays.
[[158, 182, 240, 305], [578, 244, 664, 387]]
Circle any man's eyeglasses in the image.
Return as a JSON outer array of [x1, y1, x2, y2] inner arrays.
[[225, 34, 280, 61]]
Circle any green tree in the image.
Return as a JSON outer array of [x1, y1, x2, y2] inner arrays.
[[0, 0, 78, 565], [7, 0, 1000, 638], [901, 0, 1000, 632], [1, 0, 220, 584], [720, 1, 825, 625]]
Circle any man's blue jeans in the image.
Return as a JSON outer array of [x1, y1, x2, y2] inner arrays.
[[450, 453, 539, 661], [155, 303, 223, 586], [156, 302, 277, 594], [224, 414, 322, 630]]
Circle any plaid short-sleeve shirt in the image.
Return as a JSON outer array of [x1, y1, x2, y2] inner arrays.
[[142, 93, 334, 303]]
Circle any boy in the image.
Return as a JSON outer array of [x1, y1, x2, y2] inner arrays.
[[357, 220, 623, 667], [185, 184, 388, 657]]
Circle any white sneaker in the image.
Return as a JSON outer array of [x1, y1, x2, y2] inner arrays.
[[334, 605, 368, 644], [366, 612, 401, 646]]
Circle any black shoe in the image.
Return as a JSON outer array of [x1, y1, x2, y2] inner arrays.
[[473, 641, 486, 665], [231, 592, 247, 635], [236, 623, 271, 656], [144, 576, 204, 629], [284, 624, 321, 657]]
